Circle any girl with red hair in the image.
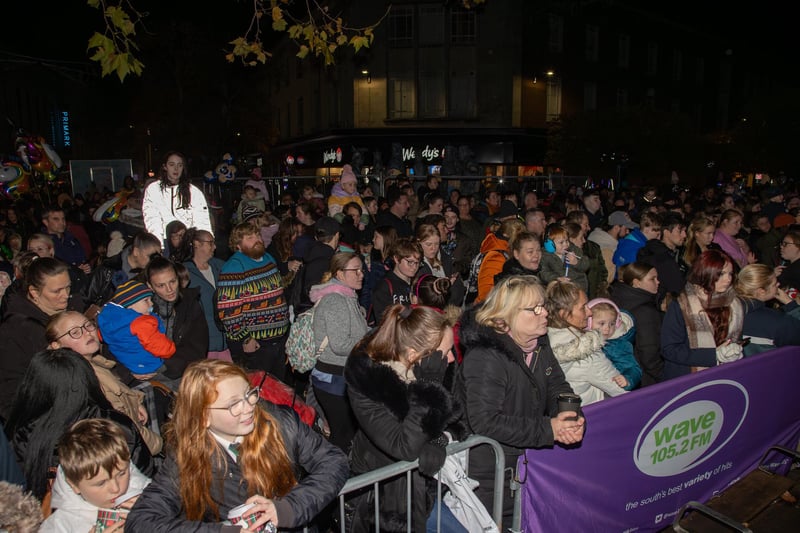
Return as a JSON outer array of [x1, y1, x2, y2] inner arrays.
[[661, 250, 745, 379], [127, 359, 348, 531]]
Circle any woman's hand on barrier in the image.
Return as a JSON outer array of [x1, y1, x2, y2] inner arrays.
[[243, 495, 278, 530], [551, 411, 585, 445]]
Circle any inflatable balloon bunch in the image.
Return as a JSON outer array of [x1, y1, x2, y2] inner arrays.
[[15, 132, 62, 182], [0, 161, 31, 198], [93, 189, 133, 224]]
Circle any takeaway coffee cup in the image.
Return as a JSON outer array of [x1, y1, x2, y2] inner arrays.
[[557, 393, 582, 421], [95, 508, 126, 532], [227, 503, 276, 533]]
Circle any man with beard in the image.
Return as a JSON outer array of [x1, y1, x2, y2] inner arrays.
[[216, 223, 290, 379]]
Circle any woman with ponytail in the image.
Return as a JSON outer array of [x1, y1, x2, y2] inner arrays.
[[126, 359, 348, 531]]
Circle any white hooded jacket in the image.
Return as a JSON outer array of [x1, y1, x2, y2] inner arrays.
[[142, 180, 212, 242], [39, 464, 151, 532]]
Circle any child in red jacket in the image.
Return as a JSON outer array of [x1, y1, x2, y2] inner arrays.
[[97, 280, 175, 376]]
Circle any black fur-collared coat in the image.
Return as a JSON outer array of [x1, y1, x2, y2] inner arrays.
[[344, 347, 463, 533]]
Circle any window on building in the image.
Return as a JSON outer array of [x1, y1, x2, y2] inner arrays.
[[297, 98, 304, 136], [548, 14, 563, 53], [584, 82, 597, 111], [672, 49, 682, 81], [450, 70, 477, 118], [618, 34, 630, 69], [585, 25, 599, 63], [419, 49, 446, 118], [389, 78, 416, 119], [695, 57, 705, 86], [419, 5, 444, 45], [451, 8, 476, 44], [616, 88, 628, 107], [645, 87, 656, 108], [546, 77, 562, 121], [647, 42, 658, 76], [389, 5, 414, 47]]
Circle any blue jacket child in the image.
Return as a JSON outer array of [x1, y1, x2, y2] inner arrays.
[[97, 280, 176, 374], [586, 298, 642, 391]]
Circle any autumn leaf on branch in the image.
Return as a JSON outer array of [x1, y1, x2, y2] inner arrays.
[[86, 0, 146, 82]]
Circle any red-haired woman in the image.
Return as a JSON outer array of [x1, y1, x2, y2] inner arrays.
[[126, 359, 348, 531], [661, 250, 745, 379]]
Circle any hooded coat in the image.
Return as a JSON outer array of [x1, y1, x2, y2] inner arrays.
[[345, 348, 463, 533], [39, 464, 151, 532], [547, 327, 627, 405], [453, 308, 573, 523]]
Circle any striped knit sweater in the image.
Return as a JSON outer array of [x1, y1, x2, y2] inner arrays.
[[217, 251, 289, 341]]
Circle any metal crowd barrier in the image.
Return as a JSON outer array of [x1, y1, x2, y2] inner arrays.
[[315, 434, 508, 533]]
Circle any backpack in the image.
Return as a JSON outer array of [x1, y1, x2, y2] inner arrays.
[[285, 300, 329, 373], [464, 249, 508, 305]]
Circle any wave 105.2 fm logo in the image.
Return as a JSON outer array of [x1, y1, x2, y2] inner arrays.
[[634, 380, 749, 477]]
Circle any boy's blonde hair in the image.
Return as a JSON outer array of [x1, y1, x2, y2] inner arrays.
[[59, 419, 130, 484]]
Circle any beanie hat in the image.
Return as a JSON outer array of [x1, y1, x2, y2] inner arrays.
[[112, 280, 153, 308], [340, 164, 357, 186], [495, 200, 519, 220], [242, 204, 264, 223]]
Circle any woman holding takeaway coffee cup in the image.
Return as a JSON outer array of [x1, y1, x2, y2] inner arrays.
[[126, 359, 349, 531], [454, 275, 585, 527]]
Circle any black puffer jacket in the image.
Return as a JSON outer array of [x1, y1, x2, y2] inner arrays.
[[154, 287, 208, 379], [126, 402, 349, 532], [453, 307, 573, 521], [345, 348, 463, 533], [0, 293, 51, 420], [609, 281, 664, 386]]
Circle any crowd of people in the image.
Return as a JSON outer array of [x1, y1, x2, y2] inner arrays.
[[1, 151, 799, 531]]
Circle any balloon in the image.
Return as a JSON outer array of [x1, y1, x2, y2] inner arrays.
[[0, 161, 24, 183], [3, 169, 31, 198], [42, 142, 62, 169], [203, 170, 218, 184], [32, 159, 53, 174], [92, 190, 131, 224]]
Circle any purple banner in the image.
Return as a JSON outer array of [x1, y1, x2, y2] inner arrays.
[[520, 346, 800, 532]]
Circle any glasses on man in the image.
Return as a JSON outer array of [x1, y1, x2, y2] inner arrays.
[[56, 321, 97, 340], [780, 241, 797, 248], [402, 258, 420, 267], [521, 304, 546, 315], [208, 387, 260, 417]]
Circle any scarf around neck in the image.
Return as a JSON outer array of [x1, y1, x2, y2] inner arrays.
[[677, 283, 743, 349]]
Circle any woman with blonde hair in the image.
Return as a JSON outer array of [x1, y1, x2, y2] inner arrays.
[[416, 223, 465, 306], [455, 276, 584, 526], [735, 263, 800, 355], [712, 209, 754, 268], [126, 359, 348, 530], [683, 215, 720, 268]]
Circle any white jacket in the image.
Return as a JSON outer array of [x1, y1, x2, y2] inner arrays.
[[39, 464, 151, 532], [142, 180, 212, 242], [547, 326, 627, 405]]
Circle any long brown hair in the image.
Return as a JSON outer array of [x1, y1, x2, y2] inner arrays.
[[687, 250, 734, 344], [166, 360, 296, 520]]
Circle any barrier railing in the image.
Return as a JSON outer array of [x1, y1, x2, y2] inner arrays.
[[329, 434, 507, 533]]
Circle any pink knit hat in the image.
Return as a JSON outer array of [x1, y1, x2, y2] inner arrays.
[[340, 164, 357, 185]]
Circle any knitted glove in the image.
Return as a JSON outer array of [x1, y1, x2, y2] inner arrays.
[[418, 434, 448, 476], [413, 351, 449, 384], [716, 342, 743, 364]]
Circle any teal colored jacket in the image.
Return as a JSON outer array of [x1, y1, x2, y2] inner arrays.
[[602, 311, 642, 390]]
